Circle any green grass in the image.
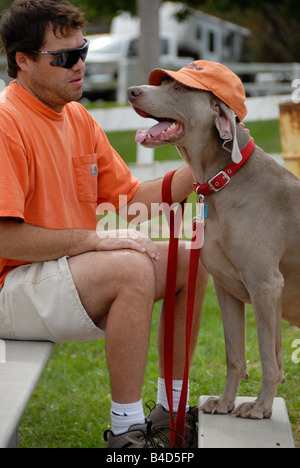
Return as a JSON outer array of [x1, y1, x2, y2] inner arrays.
[[245, 120, 282, 154], [106, 120, 282, 164], [18, 119, 298, 448], [19, 278, 299, 448]]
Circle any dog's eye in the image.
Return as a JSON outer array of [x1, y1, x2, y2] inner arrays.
[[174, 83, 186, 92]]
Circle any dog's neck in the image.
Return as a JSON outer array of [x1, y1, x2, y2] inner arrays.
[[176, 123, 252, 185]]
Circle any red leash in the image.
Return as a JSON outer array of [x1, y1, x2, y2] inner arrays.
[[162, 139, 255, 447], [162, 171, 203, 447]]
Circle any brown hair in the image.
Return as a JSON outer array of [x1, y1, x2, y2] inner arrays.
[[0, 0, 86, 78]]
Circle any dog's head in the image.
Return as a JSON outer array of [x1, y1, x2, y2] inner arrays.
[[128, 61, 247, 164]]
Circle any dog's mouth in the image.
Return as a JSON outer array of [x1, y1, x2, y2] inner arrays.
[[133, 107, 185, 147]]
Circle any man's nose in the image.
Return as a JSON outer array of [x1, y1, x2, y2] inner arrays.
[[72, 57, 85, 71]]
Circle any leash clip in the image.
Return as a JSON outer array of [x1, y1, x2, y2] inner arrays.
[[194, 194, 207, 224], [192, 194, 207, 249]]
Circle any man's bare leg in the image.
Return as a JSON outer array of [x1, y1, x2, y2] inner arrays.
[[68, 249, 156, 403]]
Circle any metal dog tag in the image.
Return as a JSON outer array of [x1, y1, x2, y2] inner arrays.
[[197, 202, 207, 221], [191, 196, 207, 248]]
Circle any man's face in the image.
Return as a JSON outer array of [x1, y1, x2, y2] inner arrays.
[[19, 27, 86, 112]]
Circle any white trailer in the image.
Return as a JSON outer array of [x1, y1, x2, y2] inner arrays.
[[111, 2, 250, 63]]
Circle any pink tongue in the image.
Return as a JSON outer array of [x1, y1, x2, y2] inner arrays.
[[135, 121, 173, 143]]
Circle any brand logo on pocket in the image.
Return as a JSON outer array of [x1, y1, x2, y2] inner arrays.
[[91, 163, 98, 177]]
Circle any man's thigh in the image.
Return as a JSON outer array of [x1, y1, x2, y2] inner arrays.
[[67, 248, 157, 326], [67, 241, 207, 327], [67, 242, 188, 314]]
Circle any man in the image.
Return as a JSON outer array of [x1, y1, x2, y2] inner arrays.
[[0, 0, 208, 448]]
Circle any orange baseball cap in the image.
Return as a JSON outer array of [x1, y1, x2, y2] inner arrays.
[[149, 60, 247, 122]]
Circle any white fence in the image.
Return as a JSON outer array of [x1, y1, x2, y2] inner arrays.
[[228, 62, 300, 97], [116, 61, 300, 105]]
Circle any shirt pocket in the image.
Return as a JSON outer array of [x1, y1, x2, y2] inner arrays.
[[72, 154, 99, 203]]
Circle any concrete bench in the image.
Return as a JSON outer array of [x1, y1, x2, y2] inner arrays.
[[198, 396, 295, 448], [0, 339, 54, 448]]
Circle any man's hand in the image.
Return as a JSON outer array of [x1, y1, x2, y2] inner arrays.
[[96, 229, 160, 261]]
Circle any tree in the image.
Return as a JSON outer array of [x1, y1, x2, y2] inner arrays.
[[172, 0, 300, 62], [137, 0, 161, 84]]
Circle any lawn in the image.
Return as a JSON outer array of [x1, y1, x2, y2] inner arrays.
[[19, 280, 300, 448], [19, 119, 300, 448]]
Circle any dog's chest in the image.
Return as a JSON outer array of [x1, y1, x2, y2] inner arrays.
[[200, 214, 251, 302]]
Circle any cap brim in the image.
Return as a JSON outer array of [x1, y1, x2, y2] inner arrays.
[[149, 68, 210, 92]]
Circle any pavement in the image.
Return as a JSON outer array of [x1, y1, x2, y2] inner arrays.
[[198, 396, 295, 448]]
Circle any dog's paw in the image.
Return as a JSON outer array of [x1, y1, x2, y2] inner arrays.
[[232, 400, 272, 420], [200, 397, 235, 415]]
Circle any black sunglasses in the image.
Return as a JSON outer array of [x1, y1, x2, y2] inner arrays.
[[31, 38, 89, 69]]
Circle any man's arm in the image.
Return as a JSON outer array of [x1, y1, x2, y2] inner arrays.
[[124, 165, 194, 222], [0, 219, 160, 262]]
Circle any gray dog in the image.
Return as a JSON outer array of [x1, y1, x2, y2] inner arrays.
[[128, 61, 300, 420]]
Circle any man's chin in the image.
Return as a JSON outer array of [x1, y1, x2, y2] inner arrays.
[[65, 88, 83, 103]]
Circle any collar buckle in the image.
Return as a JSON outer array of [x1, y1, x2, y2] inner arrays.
[[208, 171, 231, 193]]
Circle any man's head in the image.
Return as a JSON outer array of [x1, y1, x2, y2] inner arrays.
[[0, 0, 86, 79], [0, 0, 87, 111], [0, 0, 85, 78]]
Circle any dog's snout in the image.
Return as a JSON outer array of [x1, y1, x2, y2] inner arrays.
[[128, 87, 142, 101]]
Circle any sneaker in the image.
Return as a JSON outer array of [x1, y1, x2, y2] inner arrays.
[[147, 402, 198, 448], [104, 420, 177, 448]]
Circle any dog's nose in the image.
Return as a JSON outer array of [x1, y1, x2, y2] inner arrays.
[[128, 87, 142, 101]]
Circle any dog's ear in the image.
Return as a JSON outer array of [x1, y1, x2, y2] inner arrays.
[[212, 98, 242, 164]]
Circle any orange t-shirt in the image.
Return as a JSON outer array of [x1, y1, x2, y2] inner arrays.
[[0, 82, 141, 287]]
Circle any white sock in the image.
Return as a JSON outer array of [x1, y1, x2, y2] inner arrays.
[[110, 399, 145, 436], [157, 378, 190, 413]]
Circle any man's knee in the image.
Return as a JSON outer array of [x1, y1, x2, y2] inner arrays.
[[68, 249, 156, 304], [121, 250, 156, 294], [68, 250, 157, 327]]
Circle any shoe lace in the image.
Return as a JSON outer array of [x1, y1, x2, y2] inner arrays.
[[135, 421, 184, 448], [145, 399, 156, 413], [146, 400, 198, 447], [104, 421, 184, 448]]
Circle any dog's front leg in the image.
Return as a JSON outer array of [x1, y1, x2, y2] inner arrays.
[[200, 280, 248, 415], [233, 275, 285, 419]]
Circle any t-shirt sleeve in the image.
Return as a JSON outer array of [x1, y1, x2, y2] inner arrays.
[[0, 131, 28, 220], [95, 126, 141, 210]]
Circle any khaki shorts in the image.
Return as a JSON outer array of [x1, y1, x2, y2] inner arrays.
[[0, 257, 105, 343]]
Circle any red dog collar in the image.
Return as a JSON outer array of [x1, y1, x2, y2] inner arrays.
[[194, 139, 256, 198]]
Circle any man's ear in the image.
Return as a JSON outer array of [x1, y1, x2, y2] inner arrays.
[[15, 52, 32, 72], [212, 97, 242, 164]]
